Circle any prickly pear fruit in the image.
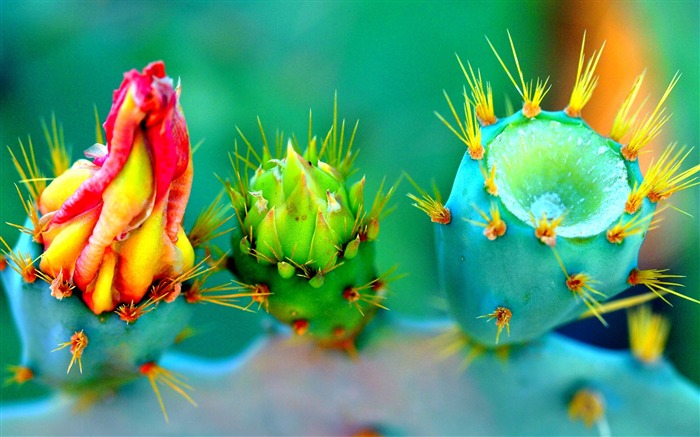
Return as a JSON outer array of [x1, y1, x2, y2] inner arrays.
[[226, 102, 395, 349], [1, 61, 198, 397], [416, 33, 699, 346]]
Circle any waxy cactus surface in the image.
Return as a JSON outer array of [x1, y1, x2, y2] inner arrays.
[[419, 34, 700, 346]]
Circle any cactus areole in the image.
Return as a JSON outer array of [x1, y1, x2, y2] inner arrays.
[[227, 117, 392, 348], [438, 110, 654, 346]]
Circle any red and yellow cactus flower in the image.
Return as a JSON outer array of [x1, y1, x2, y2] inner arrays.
[[37, 61, 195, 314]]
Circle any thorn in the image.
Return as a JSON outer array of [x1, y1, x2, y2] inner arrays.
[[5, 365, 34, 386], [41, 113, 71, 177], [486, 31, 550, 118], [607, 208, 661, 244], [52, 330, 88, 374], [530, 212, 564, 247], [292, 319, 310, 336], [0, 236, 39, 283], [610, 70, 647, 142], [140, 361, 197, 423], [479, 163, 498, 196], [7, 137, 47, 202], [645, 144, 700, 203], [436, 90, 484, 159], [477, 307, 512, 344], [628, 305, 670, 364], [621, 72, 680, 161], [456, 55, 497, 125], [187, 191, 235, 249], [466, 202, 506, 240], [628, 268, 697, 304], [49, 269, 74, 300], [552, 249, 607, 326], [405, 173, 450, 224], [565, 33, 605, 117], [569, 389, 606, 429]]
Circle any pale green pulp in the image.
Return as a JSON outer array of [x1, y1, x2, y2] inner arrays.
[[487, 119, 630, 238]]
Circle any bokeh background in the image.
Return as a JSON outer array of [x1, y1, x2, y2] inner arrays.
[[1, 0, 698, 405]]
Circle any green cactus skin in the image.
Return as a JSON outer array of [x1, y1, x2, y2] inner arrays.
[[227, 112, 392, 348], [1, 228, 193, 394], [437, 110, 654, 346], [1, 321, 698, 435]]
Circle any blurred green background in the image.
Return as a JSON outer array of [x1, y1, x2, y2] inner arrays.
[[1, 1, 698, 403]]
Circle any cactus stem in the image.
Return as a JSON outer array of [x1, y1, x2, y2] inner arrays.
[[436, 90, 484, 159], [466, 202, 506, 240], [565, 32, 605, 118], [140, 361, 197, 423], [187, 191, 235, 249], [610, 70, 646, 142], [479, 163, 498, 196], [477, 307, 512, 344], [49, 269, 75, 300], [552, 249, 607, 325], [628, 268, 698, 305], [5, 365, 34, 386], [568, 389, 607, 430], [6, 184, 43, 243], [628, 305, 670, 364], [292, 319, 310, 336], [530, 212, 564, 247], [621, 72, 680, 161], [485, 31, 551, 118], [52, 330, 88, 374], [607, 207, 661, 244], [41, 113, 71, 178], [7, 138, 47, 203], [0, 236, 40, 283], [456, 55, 497, 126]]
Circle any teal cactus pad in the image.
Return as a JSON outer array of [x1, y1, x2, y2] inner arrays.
[[1, 321, 697, 435], [438, 111, 655, 346], [1, 229, 193, 394]]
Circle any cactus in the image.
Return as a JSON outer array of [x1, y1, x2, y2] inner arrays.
[[0, 62, 234, 417], [2, 29, 699, 436], [1, 319, 698, 435], [225, 102, 397, 350], [412, 33, 700, 346]]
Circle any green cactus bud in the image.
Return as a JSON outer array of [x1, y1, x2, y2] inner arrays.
[[227, 100, 397, 349]]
